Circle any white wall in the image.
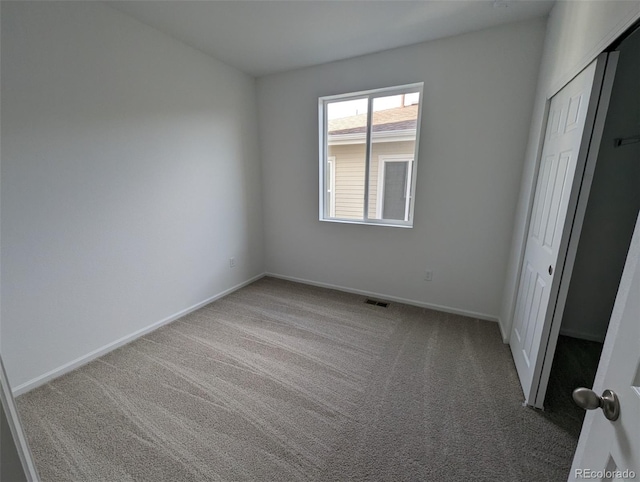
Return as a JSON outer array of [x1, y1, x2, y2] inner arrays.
[[500, 0, 640, 340], [560, 27, 640, 342], [1, 2, 264, 390], [258, 19, 546, 321]]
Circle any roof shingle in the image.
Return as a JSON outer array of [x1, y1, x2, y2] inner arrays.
[[328, 105, 418, 135]]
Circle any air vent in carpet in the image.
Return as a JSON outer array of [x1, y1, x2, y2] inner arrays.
[[365, 299, 389, 307]]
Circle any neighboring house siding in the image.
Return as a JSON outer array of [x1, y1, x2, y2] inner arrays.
[[329, 140, 415, 219], [328, 143, 365, 219]]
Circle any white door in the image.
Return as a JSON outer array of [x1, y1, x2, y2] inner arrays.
[[569, 213, 640, 481], [509, 58, 607, 406]]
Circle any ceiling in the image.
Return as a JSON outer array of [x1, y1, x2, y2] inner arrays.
[[107, 0, 554, 77]]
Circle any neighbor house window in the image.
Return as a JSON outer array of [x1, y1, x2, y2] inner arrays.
[[319, 83, 423, 227]]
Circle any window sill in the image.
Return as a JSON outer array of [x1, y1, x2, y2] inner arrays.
[[319, 218, 413, 229]]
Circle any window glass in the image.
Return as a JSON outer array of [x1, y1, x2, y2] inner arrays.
[[320, 84, 423, 227]]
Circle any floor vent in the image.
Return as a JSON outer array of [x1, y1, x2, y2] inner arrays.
[[365, 299, 389, 308]]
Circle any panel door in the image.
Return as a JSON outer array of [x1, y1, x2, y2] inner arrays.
[[509, 60, 601, 405], [569, 213, 640, 481]]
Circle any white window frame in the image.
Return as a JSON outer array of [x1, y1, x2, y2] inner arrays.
[[318, 82, 423, 228], [377, 155, 414, 222]]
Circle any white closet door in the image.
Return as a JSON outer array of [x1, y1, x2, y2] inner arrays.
[[509, 57, 606, 407]]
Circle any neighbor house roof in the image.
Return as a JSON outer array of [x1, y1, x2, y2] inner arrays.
[[328, 104, 418, 135]]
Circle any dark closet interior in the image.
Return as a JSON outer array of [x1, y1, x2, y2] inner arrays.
[[545, 25, 640, 437]]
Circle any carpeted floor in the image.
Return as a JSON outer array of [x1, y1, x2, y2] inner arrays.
[[18, 277, 584, 481]]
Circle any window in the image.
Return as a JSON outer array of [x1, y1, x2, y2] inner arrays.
[[319, 83, 423, 227], [378, 155, 413, 222]]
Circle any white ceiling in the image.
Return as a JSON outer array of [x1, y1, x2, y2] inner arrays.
[[107, 0, 554, 77]]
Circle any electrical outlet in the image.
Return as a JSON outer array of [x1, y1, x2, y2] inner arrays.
[[229, 257, 236, 268], [424, 270, 433, 281]]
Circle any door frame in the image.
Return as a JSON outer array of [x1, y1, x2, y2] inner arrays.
[[0, 354, 40, 480], [511, 52, 616, 408]]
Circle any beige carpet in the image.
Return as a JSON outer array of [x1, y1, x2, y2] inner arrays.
[[17, 277, 579, 481]]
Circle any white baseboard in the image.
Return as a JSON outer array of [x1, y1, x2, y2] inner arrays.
[[265, 272, 499, 323], [12, 273, 266, 396], [497, 317, 510, 343], [559, 327, 605, 343]]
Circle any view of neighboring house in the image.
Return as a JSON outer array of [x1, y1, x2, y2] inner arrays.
[[327, 96, 419, 221]]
